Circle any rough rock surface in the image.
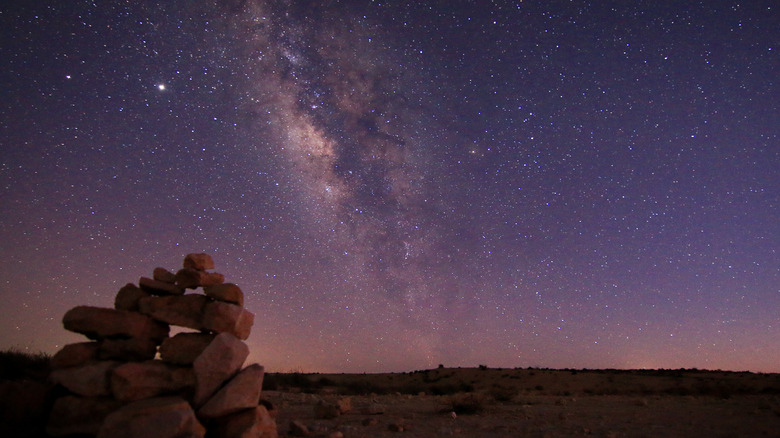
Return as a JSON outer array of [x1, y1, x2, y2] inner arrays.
[[139, 276, 185, 296], [288, 419, 310, 436], [204, 283, 245, 306], [46, 396, 122, 437], [192, 332, 249, 407], [215, 406, 278, 438], [47, 253, 274, 437], [49, 360, 118, 397], [153, 267, 177, 283], [176, 268, 225, 289], [63, 306, 169, 341], [50, 342, 99, 369], [110, 361, 195, 402], [97, 396, 205, 438], [202, 301, 254, 340], [199, 364, 264, 418], [183, 253, 215, 271], [138, 294, 209, 330], [114, 283, 149, 311], [159, 332, 216, 365], [99, 336, 160, 361]]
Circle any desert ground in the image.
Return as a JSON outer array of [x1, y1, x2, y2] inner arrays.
[[2, 349, 779, 438], [263, 367, 780, 438]]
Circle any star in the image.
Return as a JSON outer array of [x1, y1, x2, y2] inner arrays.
[[0, 0, 777, 374]]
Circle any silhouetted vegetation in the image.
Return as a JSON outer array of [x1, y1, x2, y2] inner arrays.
[[263, 372, 317, 392], [0, 348, 51, 381], [448, 393, 485, 415], [261, 366, 780, 399]]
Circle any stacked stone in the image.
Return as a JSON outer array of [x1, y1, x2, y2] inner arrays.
[[46, 253, 277, 438]]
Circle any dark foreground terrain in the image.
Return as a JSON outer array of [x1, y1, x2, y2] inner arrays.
[[265, 366, 780, 438], [2, 349, 779, 437]]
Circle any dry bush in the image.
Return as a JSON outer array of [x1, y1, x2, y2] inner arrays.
[[0, 348, 50, 381], [489, 385, 516, 402], [448, 393, 486, 415]]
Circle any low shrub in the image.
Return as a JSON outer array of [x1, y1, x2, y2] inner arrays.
[[449, 393, 485, 415], [0, 349, 51, 381], [489, 387, 516, 402]]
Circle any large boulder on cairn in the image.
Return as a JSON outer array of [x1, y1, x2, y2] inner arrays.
[[175, 268, 225, 289], [204, 283, 245, 306], [49, 360, 118, 397], [192, 332, 249, 407], [198, 364, 265, 419], [46, 396, 123, 436], [183, 253, 215, 270], [97, 396, 205, 438], [114, 283, 150, 311], [202, 300, 254, 340], [99, 336, 160, 361], [212, 405, 277, 438], [176, 253, 223, 289], [153, 267, 177, 283], [138, 294, 210, 330], [63, 306, 169, 342], [159, 333, 217, 365], [50, 342, 100, 369], [110, 361, 196, 402], [139, 276, 185, 296]]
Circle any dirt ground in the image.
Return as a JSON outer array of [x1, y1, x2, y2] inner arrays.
[[267, 391, 780, 438], [3, 358, 779, 437], [262, 368, 780, 438]]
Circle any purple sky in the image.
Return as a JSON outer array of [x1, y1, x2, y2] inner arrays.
[[1, 1, 778, 373]]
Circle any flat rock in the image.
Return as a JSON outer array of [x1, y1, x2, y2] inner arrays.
[[138, 294, 209, 330], [363, 403, 386, 415], [192, 332, 249, 407], [183, 253, 214, 271], [199, 364, 265, 419], [63, 306, 169, 341], [336, 396, 352, 414], [259, 399, 276, 417], [153, 267, 177, 283], [49, 360, 118, 397], [289, 419, 310, 436], [203, 271, 225, 286], [314, 401, 341, 419], [97, 396, 205, 438], [111, 360, 195, 402], [139, 276, 185, 296], [159, 332, 217, 365], [46, 395, 122, 437], [214, 406, 278, 438], [204, 283, 244, 306], [202, 301, 254, 340], [175, 268, 224, 289], [51, 342, 99, 369], [114, 283, 150, 311]]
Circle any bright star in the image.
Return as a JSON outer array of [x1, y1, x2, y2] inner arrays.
[[157, 84, 166, 91]]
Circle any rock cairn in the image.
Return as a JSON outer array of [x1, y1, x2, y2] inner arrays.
[[46, 253, 277, 438]]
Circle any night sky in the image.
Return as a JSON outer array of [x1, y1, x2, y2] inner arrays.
[[1, 1, 778, 373]]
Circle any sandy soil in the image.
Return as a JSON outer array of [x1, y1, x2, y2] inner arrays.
[[267, 391, 780, 438], [3, 363, 778, 437], [262, 368, 780, 438]]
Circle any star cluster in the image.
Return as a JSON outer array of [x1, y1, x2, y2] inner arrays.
[[0, 1, 777, 373]]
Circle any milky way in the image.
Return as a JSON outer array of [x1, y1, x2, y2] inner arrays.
[[1, 1, 778, 372], [223, 1, 468, 366]]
